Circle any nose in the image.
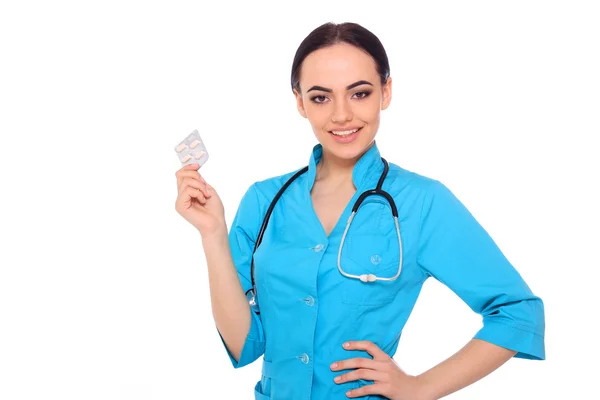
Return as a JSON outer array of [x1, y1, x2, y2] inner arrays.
[[331, 98, 353, 123]]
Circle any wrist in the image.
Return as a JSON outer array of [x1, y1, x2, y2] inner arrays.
[[413, 373, 437, 400], [200, 226, 229, 245]]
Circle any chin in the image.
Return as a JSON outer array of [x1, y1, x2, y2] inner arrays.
[[322, 138, 374, 161]]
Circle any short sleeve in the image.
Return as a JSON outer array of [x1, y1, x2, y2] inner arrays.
[[216, 183, 266, 368], [417, 180, 545, 360]]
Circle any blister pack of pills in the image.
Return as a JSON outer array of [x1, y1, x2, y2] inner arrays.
[[174, 129, 209, 167]]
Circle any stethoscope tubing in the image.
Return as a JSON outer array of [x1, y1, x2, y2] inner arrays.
[[245, 158, 403, 313]]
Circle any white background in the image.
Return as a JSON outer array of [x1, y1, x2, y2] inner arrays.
[[1, 1, 598, 399]]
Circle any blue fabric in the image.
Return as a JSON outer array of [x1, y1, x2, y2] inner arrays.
[[217, 141, 545, 399]]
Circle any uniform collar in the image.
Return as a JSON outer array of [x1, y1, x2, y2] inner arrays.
[[306, 141, 384, 191]]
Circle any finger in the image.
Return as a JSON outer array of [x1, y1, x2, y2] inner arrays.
[[343, 341, 389, 361], [204, 182, 214, 196], [183, 186, 207, 205], [330, 357, 379, 372], [179, 177, 210, 198], [176, 171, 210, 197], [176, 187, 204, 211], [175, 163, 201, 187], [334, 368, 387, 385], [178, 176, 202, 193], [346, 382, 386, 398], [176, 171, 211, 197], [175, 163, 200, 178], [176, 169, 204, 188]]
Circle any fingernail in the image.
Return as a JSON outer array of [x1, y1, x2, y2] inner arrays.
[[346, 390, 352, 397], [343, 342, 350, 348], [330, 363, 337, 369], [334, 376, 341, 382], [206, 187, 211, 195]]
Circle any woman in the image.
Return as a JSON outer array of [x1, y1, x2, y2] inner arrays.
[[175, 22, 545, 400]]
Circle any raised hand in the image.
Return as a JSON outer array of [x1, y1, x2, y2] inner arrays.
[[175, 163, 226, 238]]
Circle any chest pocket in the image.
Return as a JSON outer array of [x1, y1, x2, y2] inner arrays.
[[341, 199, 400, 276], [344, 234, 400, 276], [339, 200, 402, 306]]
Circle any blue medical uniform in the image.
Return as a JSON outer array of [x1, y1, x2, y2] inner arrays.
[[218, 142, 545, 399]]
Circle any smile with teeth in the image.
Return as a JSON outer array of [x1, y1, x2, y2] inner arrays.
[[330, 127, 361, 136]]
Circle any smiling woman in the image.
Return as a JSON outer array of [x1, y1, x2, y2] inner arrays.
[[174, 21, 546, 400], [291, 33, 391, 160]]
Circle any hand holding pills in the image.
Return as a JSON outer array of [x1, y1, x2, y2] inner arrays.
[[174, 130, 226, 237]]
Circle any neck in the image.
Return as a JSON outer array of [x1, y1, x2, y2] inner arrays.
[[315, 149, 358, 184]]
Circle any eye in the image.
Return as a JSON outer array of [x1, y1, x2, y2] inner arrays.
[[310, 95, 328, 104], [353, 91, 371, 99], [309, 91, 371, 104]]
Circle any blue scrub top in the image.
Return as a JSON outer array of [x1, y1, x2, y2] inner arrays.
[[218, 142, 545, 400]]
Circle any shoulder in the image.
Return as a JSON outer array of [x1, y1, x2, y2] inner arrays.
[[383, 160, 463, 213], [385, 161, 469, 220], [247, 166, 307, 205], [385, 161, 441, 195], [231, 166, 306, 231]]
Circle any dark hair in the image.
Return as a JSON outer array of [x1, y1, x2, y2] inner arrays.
[[290, 22, 390, 93]]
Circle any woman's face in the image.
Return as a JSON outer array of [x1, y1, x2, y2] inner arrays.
[[294, 42, 392, 162]]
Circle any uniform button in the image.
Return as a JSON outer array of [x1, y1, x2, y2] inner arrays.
[[370, 254, 381, 265], [299, 353, 309, 364], [313, 244, 324, 252], [304, 296, 315, 306]]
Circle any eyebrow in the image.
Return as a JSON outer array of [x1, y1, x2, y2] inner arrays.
[[306, 80, 373, 93]]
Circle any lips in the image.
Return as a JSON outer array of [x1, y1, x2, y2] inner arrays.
[[329, 127, 362, 137], [328, 127, 363, 143]]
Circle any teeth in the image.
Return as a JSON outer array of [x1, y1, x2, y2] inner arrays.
[[331, 128, 359, 136]]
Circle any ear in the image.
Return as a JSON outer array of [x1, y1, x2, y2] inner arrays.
[[381, 77, 392, 110], [293, 88, 308, 118]]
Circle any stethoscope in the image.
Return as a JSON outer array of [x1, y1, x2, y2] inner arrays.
[[246, 157, 403, 314]]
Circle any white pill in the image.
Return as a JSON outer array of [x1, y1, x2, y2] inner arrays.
[[189, 139, 201, 149], [181, 154, 192, 162], [175, 143, 187, 152], [193, 151, 206, 159]]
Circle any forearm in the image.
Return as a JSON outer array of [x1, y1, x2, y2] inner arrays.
[[201, 229, 251, 363], [417, 338, 517, 399]]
